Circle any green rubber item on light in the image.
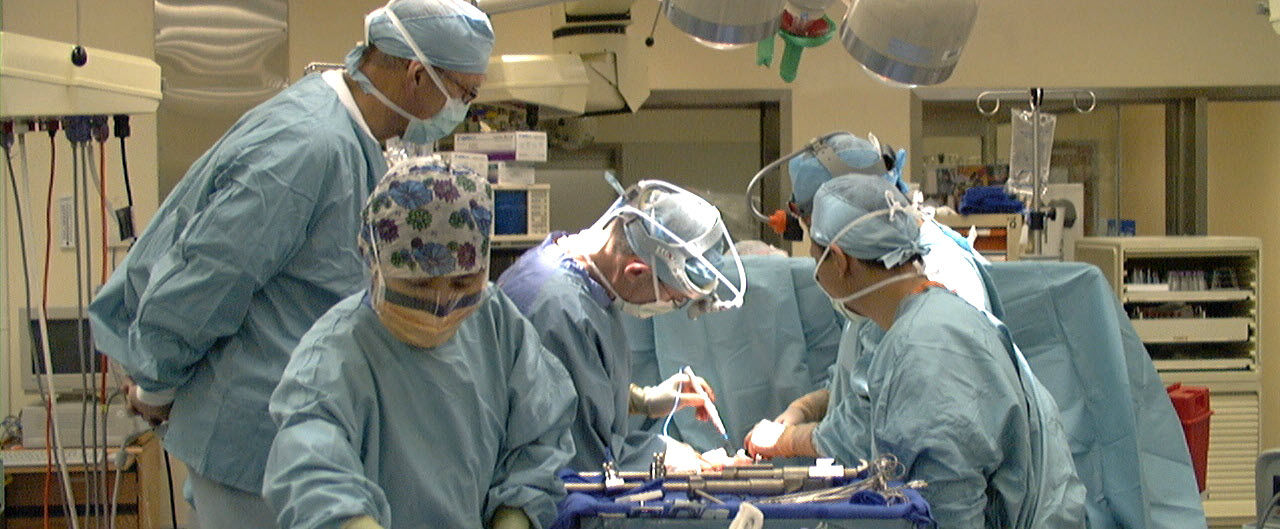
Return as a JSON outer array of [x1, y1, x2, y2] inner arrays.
[[777, 15, 835, 83], [756, 33, 776, 67]]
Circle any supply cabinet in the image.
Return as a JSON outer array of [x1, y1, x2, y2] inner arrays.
[[1075, 236, 1261, 524]]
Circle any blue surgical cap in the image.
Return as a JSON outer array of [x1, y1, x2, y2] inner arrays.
[[788, 132, 901, 216], [810, 175, 925, 269], [361, 0, 495, 75], [617, 182, 730, 297]]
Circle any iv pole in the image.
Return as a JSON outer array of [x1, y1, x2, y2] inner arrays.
[[975, 87, 1095, 257]]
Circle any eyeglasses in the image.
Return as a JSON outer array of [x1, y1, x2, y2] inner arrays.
[[434, 69, 480, 104]]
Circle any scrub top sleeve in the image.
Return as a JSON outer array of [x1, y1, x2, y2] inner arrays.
[[126, 136, 338, 390], [264, 333, 389, 529], [486, 308, 577, 529], [537, 311, 617, 468], [875, 342, 1005, 529]]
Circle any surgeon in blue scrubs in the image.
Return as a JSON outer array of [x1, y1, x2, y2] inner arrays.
[[769, 131, 1203, 528], [747, 175, 1085, 529], [88, 1, 493, 525], [625, 250, 843, 454], [784, 131, 996, 313], [498, 179, 746, 472], [263, 160, 575, 529]]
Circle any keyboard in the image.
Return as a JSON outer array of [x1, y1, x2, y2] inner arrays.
[[2, 448, 107, 468]]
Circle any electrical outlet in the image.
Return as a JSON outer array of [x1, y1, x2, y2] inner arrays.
[[58, 196, 75, 249]]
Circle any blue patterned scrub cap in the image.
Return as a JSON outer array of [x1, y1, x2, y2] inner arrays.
[[361, 155, 493, 278]]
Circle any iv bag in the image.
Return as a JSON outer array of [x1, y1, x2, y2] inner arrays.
[[1007, 109, 1056, 203]]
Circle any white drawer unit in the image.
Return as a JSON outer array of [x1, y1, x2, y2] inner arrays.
[[1079, 236, 1263, 525]]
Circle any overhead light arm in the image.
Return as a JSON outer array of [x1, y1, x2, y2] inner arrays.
[[470, 0, 976, 118], [474, 0, 574, 15]]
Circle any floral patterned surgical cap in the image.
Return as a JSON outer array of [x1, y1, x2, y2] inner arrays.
[[360, 155, 493, 278]]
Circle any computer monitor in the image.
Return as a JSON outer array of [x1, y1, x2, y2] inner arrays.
[[19, 306, 120, 397]]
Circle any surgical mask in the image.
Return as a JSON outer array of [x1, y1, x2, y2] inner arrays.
[[812, 202, 923, 319], [371, 269, 483, 348], [352, 5, 471, 144], [584, 255, 680, 319], [617, 274, 680, 318], [819, 263, 924, 321]]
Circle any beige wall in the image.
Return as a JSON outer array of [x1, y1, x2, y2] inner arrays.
[[1119, 105, 1167, 236], [1207, 101, 1280, 452]]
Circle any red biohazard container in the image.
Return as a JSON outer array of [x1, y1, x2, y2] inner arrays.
[[1166, 383, 1212, 492]]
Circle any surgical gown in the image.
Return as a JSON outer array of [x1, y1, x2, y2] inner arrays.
[[989, 262, 1206, 528], [88, 73, 387, 492], [626, 255, 843, 451], [263, 288, 576, 529], [920, 219, 998, 315], [497, 234, 667, 472], [813, 287, 1086, 529]]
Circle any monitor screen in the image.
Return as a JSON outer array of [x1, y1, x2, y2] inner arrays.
[[20, 307, 116, 396], [29, 317, 96, 374]]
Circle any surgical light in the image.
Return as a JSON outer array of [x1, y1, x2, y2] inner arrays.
[[838, 0, 978, 87], [662, 0, 789, 50]]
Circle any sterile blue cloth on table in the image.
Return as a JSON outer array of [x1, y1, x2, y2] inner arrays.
[[988, 261, 1207, 529], [551, 470, 933, 529], [958, 186, 1024, 214], [623, 255, 843, 452]]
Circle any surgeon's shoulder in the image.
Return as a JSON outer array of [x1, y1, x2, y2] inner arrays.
[[288, 293, 375, 378], [251, 76, 362, 153], [479, 285, 526, 325], [515, 262, 593, 311], [892, 288, 995, 346]]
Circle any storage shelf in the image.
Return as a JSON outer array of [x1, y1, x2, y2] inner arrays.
[[1131, 317, 1251, 343], [1153, 358, 1255, 371], [1076, 236, 1262, 520], [492, 233, 547, 248], [1123, 289, 1252, 303]]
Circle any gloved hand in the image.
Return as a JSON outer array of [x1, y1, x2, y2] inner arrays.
[[628, 373, 716, 419], [342, 515, 384, 529], [700, 447, 755, 469], [660, 435, 712, 473], [490, 506, 530, 529], [744, 422, 819, 460], [123, 377, 173, 427], [775, 389, 830, 425]]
